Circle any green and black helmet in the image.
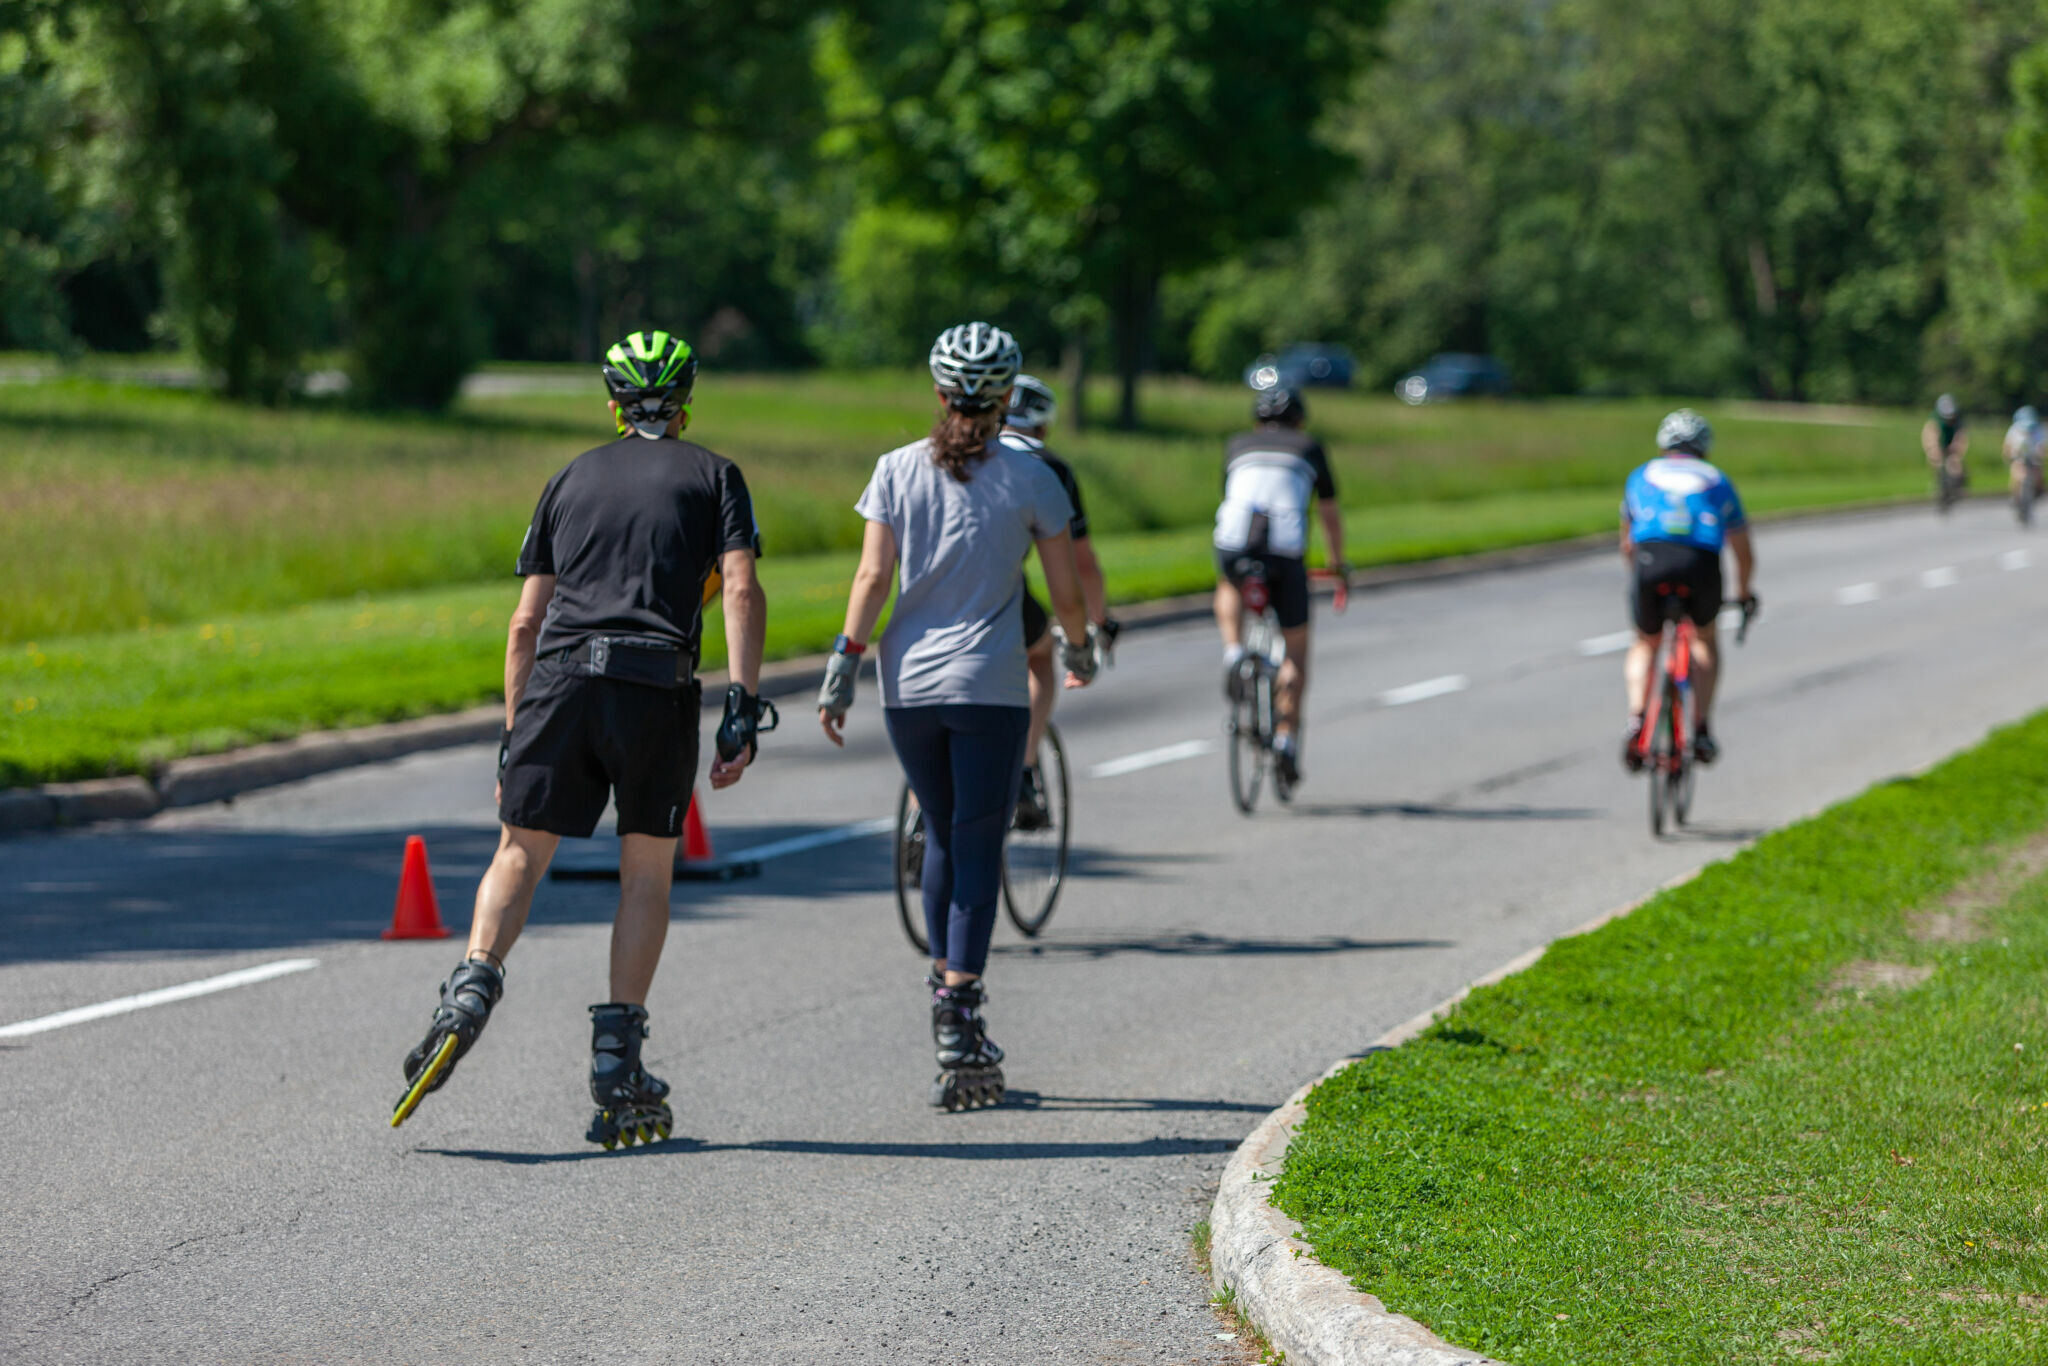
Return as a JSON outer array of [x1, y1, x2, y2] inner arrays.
[[603, 330, 697, 439]]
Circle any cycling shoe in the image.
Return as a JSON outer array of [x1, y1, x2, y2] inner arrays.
[[1692, 729, 1719, 765], [1622, 717, 1646, 773]]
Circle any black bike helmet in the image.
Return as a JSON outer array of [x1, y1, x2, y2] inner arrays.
[[1254, 386, 1306, 424], [602, 330, 697, 439]]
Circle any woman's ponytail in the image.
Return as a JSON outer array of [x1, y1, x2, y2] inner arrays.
[[929, 403, 1003, 483]]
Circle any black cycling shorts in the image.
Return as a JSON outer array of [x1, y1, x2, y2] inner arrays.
[[1630, 541, 1723, 635], [1021, 589, 1050, 648], [498, 656, 703, 839], [1217, 548, 1311, 630]]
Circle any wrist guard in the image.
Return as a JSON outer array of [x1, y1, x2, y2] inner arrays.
[[497, 727, 511, 773], [818, 650, 858, 718], [1058, 624, 1101, 683], [716, 685, 779, 763]]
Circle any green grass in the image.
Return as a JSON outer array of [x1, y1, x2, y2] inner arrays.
[[0, 365, 1938, 783], [1273, 711, 2048, 1364]]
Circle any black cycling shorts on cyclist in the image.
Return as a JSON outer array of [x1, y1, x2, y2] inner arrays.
[[1211, 386, 1344, 787]]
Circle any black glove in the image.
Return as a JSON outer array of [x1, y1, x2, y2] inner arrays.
[[497, 727, 512, 774], [716, 685, 779, 763]]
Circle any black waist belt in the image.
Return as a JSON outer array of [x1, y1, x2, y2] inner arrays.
[[554, 637, 692, 689]]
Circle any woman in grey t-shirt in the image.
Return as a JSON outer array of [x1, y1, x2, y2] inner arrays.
[[817, 322, 1096, 1111]]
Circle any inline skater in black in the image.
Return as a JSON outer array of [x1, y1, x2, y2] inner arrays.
[[1000, 375, 1113, 829], [818, 323, 1097, 1110], [391, 330, 773, 1148]]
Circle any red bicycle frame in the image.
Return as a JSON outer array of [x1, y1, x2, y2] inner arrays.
[[1632, 606, 1695, 773]]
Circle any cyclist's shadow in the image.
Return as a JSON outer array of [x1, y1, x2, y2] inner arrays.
[[1287, 800, 1600, 822]]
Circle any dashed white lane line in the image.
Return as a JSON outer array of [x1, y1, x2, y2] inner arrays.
[[1922, 566, 1960, 589], [1378, 674, 1470, 707], [2002, 549, 2032, 571], [1576, 630, 1635, 657], [1835, 582, 1881, 605], [0, 957, 320, 1039], [1089, 738, 1218, 779], [727, 817, 896, 863]]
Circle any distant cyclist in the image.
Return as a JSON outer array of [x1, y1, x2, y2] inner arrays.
[[1213, 386, 1345, 788], [1000, 374, 1112, 829], [2003, 405, 2044, 506], [817, 322, 1097, 1111], [1923, 394, 1969, 507], [1620, 409, 1756, 770]]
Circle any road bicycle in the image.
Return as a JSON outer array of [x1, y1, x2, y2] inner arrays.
[[1224, 562, 1347, 814], [1934, 458, 1966, 514], [893, 723, 1072, 955], [1632, 592, 1755, 837]]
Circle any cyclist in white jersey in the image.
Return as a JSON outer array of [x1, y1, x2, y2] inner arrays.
[[1212, 386, 1345, 786]]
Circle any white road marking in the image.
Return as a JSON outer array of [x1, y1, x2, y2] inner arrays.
[[1090, 738, 1219, 779], [1922, 566, 1959, 589], [727, 817, 895, 863], [1835, 582, 1881, 605], [0, 957, 319, 1039], [1576, 630, 1634, 657], [2002, 549, 2032, 571], [1378, 674, 1470, 707]]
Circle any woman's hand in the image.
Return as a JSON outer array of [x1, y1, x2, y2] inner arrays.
[[819, 707, 847, 747]]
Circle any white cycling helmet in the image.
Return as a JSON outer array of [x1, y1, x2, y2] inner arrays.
[[1006, 374, 1057, 429], [1656, 408, 1712, 456], [2016, 405, 2039, 426], [929, 322, 1021, 412]]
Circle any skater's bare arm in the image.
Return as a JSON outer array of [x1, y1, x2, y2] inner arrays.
[[505, 575, 555, 728], [839, 520, 897, 644], [719, 549, 766, 693]]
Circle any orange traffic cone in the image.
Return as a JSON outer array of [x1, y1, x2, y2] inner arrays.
[[682, 790, 714, 863], [383, 835, 451, 939]]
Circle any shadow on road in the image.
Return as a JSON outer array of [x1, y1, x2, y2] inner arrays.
[[421, 1133, 1241, 1166], [1660, 822, 1766, 844], [0, 820, 894, 966], [1289, 801, 1600, 821], [991, 930, 1450, 960]]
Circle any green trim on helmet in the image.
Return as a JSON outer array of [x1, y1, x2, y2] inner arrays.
[[605, 341, 648, 387]]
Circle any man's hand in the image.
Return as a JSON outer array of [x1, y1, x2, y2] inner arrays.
[[495, 726, 510, 806], [1058, 624, 1100, 689], [712, 686, 777, 788], [818, 650, 858, 746]]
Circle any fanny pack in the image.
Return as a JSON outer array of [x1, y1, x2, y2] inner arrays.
[[555, 636, 692, 689]]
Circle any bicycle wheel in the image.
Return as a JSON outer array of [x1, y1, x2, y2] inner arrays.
[[1003, 725, 1070, 937], [1226, 660, 1265, 814], [1647, 682, 1674, 838], [893, 782, 930, 955]]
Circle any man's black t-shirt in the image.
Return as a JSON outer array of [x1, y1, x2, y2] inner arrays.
[[515, 435, 760, 665], [997, 430, 1088, 538]]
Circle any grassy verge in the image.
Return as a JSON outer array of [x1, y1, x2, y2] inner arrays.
[[2, 472, 1926, 786], [1274, 712, 2048, 1364], [3, 366, 1927, 643]]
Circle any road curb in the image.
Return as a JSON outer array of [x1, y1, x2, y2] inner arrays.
[[1207, 872, 1703, 1364], [0, 493, 1927, 833]]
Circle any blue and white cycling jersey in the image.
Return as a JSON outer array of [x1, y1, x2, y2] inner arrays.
[[1623, 457, 1747, 552]]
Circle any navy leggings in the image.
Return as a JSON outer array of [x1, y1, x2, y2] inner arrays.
[[884, 704, 1030, 977]]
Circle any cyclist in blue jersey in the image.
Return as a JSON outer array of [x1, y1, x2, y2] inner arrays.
[[1620, 409, 1756, 770]]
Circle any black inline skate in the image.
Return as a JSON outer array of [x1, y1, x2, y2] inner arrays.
[[391, 957, 505, 1127], [929, 976, 1005, 1112], [585, 1003, 674, 1149]]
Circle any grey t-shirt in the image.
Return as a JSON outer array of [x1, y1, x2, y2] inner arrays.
[[855, 437, 1075, 709]]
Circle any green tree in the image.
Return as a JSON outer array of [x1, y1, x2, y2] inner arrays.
[[823, 0, 1382, 427]]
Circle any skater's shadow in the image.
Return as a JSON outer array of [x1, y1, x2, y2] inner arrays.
[[999, 1092, 1274, 1114], [990, 930, 1450, 961], [421, 1133, 1241, 1166], [1659, 821, 1765, 844]]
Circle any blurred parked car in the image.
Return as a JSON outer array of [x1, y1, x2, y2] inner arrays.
[[1395, 353, 1512, 404], [1244, 344, 1356, 391]]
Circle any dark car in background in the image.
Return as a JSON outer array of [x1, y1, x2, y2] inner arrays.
[[1395, 353, 1512, 404], [1244, 344, 1356, 391]]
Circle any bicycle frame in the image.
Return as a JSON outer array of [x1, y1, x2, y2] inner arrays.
[[1636, 617, 1693, 776]]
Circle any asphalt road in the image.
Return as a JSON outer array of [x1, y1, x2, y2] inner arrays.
[[6, 502, 2046, 1365]]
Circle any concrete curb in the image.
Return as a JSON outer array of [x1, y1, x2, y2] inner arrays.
[[1207, 872, 1704, 1365], [0, 493, 1925, 833]]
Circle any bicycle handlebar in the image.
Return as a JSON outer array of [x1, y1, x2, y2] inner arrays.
[[1736, 594, 1759, 645], [1309, 564, 1351, 615]]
